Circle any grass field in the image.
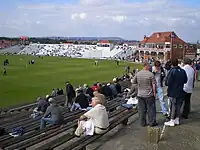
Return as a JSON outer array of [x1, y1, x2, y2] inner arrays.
[[0, 55, 142, 108]]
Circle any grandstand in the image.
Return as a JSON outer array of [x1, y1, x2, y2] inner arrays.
[[17, 44, 137, 59]]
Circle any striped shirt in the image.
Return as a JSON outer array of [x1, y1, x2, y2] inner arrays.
[[132, 69, 156, 98]]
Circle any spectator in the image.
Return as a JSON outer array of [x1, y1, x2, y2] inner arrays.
[[83, 84, 94, 98], [122, 84, 138, 109], [37, 97, 50, 113], [152, 61, 168, 117], [92, 83, 99, 91], [113, 78, 122, 94], [195, 61, 200, 81], [65, 81, 76, 108], [181, 58, 195, 119], [75, 96, 109, 136], [108, 83, 118, 98], [51, 89, 57, 97], [164, 59, 187, 127], [57, 88, 64, 95], [40, 98, 64, 129], [71, 89, 89, 111], [100, 83, 113, 99], [95, 93, 107, 106], [132, 61, 157, 127]]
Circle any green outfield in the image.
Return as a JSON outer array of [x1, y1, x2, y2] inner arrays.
[[0, 55, 142, 108]]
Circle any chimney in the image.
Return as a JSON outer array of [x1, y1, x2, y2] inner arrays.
[[144, 35, 147, 40], [156, 33, 160, 38]]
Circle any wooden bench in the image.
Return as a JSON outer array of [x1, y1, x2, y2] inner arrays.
[[27, 108, 137, 150], [1, 98, 123, 149]]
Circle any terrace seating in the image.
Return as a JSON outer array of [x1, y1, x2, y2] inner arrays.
[[0, 97, 126, 149], [0, 80, 133, 150], [0, 95, 65, 125]]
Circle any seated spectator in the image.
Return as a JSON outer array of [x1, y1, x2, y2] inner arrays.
[[57, 88, 64, 95], [70, 89, 89, 111], [51, 89, 57, 97], [37, 97, 50, 114], [92, 83, 99, 91], [122, 84, 138, 109], [100, 83, 112, 99], [75, 96, 109, 136], [95, 93, 107, 106], [113, 78, 122, 94], [107, 83, 118, 98], [40, 98, 64, 129], [83, 84, 93, 98]]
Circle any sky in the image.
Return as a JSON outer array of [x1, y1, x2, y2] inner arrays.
[[0, 0, 200, 42]]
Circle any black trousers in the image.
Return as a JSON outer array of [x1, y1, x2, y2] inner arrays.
[[182, 92, 192, 118], [138, 96, 156, 126]]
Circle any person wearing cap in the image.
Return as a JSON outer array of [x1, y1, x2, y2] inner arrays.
[[40, 98, 64, 129]]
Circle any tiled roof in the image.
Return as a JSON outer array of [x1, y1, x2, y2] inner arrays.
[[140, 31, 185, 44], [99, 40, 110, 44]]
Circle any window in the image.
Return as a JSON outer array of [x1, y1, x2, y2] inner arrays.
[[184, 45, 188, 49], [190, 45, 193, 49], [173, 44, 177, 48], [179, 44, 183, 48]]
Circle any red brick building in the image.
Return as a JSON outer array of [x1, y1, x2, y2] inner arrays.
[[136, 31, 196, 60]]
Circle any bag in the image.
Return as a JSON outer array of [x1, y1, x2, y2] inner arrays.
[[0, 127, 6, 136]]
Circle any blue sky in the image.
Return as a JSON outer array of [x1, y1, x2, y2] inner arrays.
[[0, 0, 200, 42]]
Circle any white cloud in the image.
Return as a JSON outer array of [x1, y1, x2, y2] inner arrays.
[[112, 15, 127, 23], [71, 12, 87, 20], [0, 0, 200, 41]]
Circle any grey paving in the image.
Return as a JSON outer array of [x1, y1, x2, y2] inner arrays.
[[87, 83, 200, 150]]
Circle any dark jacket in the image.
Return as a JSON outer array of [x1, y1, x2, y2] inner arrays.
[[165, 66, 187, 98], [101, 85, 113, 98], [75, 93, 89, 109], [37, 99, 50, 113], [86, 87, 94, 98], [115, 83, 122, 94], [66, 83, 75, 98]]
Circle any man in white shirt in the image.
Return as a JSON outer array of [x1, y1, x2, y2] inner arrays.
[[75, 96, 109, 136], [182, 58, 195, 119]]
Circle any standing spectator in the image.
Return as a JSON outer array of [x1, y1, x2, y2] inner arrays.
[[132, 61, 157, 127], [195, 61, 200, 81], [181, 58, 195, 119], [65, 81, 76, 108], [164, 59, 187, 127], [40, 98, 64, 129], [152, 61, 168, 117]]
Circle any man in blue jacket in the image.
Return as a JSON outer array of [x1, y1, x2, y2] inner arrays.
[[164, 59, 187, 127]]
